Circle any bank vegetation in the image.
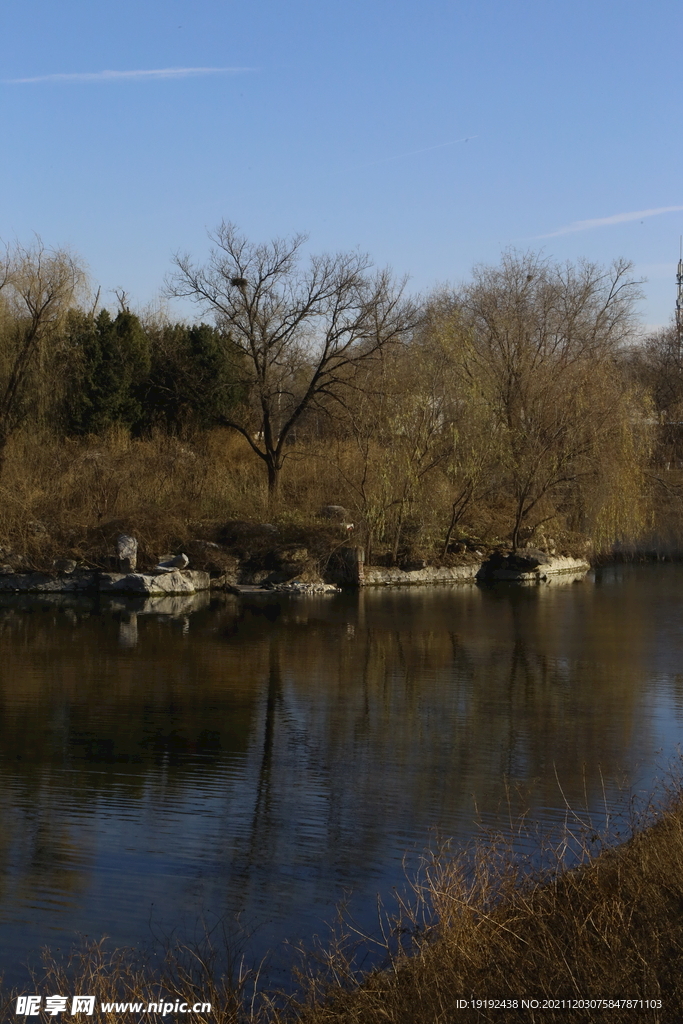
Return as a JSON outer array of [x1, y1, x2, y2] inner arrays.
[[0, 229, 681, 570], [2, 231, 683, 1016], [5, 784, 683, 1022]]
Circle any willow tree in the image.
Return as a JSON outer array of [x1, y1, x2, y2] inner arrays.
[[325, 350, 445, 563], [0, 240, 85, 469], [333, 326, 492, 563], [412, 296, 503, 556], [625, 325, 683, 467], [449, 251, 646, 549], [168, 222, 417, 499]]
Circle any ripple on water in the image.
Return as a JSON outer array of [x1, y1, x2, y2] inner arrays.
[[0, 569, 682, 987]]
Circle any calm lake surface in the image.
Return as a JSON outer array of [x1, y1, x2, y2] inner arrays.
[[2, 563, 683, 985]]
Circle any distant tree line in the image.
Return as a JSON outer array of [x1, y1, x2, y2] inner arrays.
[[59, 307, 243, 436], [0, 240, 245, 443], [1, 231, 682, 558]]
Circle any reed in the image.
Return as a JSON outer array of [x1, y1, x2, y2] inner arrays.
[[286, 785, 682, 1024], [0, 427, 578, 572], [6, 780, 683, 1022]]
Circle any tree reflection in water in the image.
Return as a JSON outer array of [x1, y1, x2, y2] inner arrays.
[[0, 568, 680, 987]]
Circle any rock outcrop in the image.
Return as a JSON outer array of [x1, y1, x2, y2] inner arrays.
[[329, 546, 590, 587], [477, 550, 590, 582], [0, 569, 210, 595], [264, 581, 339, 594], [361, 564, 482, 586], [0, 572, 97, 593], [98, 569, 209, 594], [117, 534, 138, 573]]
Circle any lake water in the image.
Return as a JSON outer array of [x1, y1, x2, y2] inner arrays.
[[1, 564, 683, 987]]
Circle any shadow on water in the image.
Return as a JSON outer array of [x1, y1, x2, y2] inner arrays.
[[0, 568, 683, 987]]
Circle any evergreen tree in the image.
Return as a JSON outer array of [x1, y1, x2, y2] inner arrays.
[[142, 322, 243, 433], [65, 308, 151, 434]]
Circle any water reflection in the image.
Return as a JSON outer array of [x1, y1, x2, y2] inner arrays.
[[0, 569, 682, 984]]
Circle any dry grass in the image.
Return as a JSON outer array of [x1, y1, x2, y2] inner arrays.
[[0, 426, 604, 570], [1, 936, 249, 1023], [6, 787, 683, 1023], [0, 428, 266, 568], [0, 430, 440, 571], [0, 429, 364, 569], [286, 793, 683, 1024]]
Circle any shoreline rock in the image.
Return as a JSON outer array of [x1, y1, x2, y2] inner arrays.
[[357, 559, 589, 587], [476, 551, 590, 583], [0, 550, 591, 595], [98, 569, 209, 594], [335, 547, 590, 587], [0, 569, 210, 595], [361, 564, 482, 586]]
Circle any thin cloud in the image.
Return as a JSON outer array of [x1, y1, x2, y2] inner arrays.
[[3, 67, 253, 84], [538, 205, 683, 238]]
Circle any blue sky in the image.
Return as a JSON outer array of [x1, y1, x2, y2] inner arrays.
[[2, 0, 682, 328]]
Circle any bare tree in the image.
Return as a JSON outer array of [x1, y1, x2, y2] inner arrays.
[[0, 240, 85, 469], [168, 222, 417, 498], [625, 325, 683, 466], [412, 296, 503, 556], [450, 251, 645, 549]]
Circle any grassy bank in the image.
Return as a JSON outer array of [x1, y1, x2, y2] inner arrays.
[[287, 803, 683, 1024], [5, 791, 683, 1023], [0, 427, 595, 577]]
